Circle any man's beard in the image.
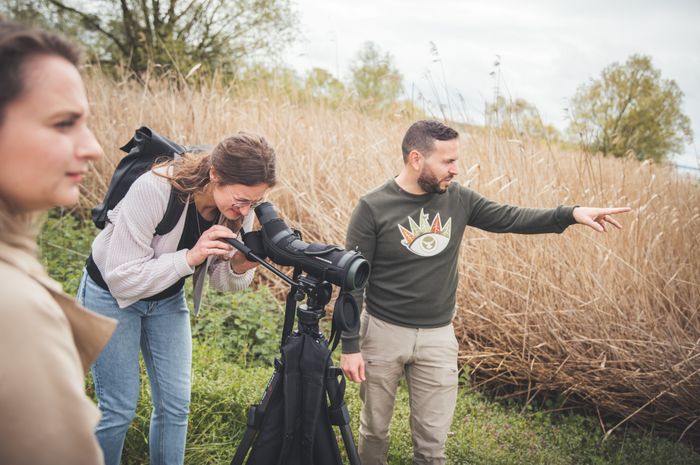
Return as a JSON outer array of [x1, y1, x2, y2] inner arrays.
[[417, 167, 450, 194]]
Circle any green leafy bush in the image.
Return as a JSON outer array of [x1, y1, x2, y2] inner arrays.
[[192, 287, 283, 367], [38, 211, 97, 295]]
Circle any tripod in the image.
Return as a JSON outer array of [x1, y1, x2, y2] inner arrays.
[[230, 271, 361, 465]]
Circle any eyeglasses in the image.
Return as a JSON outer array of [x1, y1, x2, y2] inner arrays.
[[224, 185, 265, 210], [231, 197, 264, 210]]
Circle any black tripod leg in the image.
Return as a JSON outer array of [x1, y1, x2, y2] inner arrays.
[[230, 362, 284, 465], [230, 422, 258, 465], [325, 367, 361, 465], [339, 422, 361, 465]]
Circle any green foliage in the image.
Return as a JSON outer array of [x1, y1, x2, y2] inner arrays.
[[38, 210, 98, 295], [2, 0, 298, 76], [192, 286, 283, 367], [349, 41, 403, 111], [0, 0, 79, 36], [304, 67, 347, 105], [341, 379, 700, 465], [235, 63, 303, 97], [487, 96, 562, 143], [567, 54, 693, 162], [445, 392, 700, 465]]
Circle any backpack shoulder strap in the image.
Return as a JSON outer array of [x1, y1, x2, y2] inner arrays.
[[154, 185, 187, 236], [151, 141, 211, 236]]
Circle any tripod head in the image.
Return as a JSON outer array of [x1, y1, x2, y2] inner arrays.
[[225, 237, 361, 349], [293, 275, 332, 337]]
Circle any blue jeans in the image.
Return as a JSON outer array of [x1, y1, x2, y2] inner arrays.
[[77, 271, 192, 465]]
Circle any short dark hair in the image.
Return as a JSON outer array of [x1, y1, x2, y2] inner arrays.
[[0, 18, 82, 124], [401, 120, 459, 162]]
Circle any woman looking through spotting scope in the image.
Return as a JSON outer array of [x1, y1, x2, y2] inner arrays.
[[79, 131, 277, 465]]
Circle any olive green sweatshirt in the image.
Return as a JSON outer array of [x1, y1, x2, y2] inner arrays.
[[342, 178, 576, 353]]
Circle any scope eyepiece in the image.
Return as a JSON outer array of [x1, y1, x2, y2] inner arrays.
[[245, 202, 370, 291]]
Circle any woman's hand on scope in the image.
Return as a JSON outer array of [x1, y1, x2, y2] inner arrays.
[[186, 225, 237, 267], [228, 247, 260, 274]]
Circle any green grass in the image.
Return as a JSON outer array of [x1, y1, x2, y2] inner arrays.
[[39, 213, 700, 464]]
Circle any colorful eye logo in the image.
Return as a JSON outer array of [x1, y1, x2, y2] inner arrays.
[[408, 233, 449, 257], [398, 209, 452, 257]]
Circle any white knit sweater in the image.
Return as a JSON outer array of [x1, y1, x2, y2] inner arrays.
[[90, 170, 255, 309]]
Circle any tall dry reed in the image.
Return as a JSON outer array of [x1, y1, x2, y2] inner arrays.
[[82, 70, 700, 439]]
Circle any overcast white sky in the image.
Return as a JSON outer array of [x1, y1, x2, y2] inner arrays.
[[283, 0, 700, 171]]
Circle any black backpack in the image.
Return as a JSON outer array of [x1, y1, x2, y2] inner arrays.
[[91, 126, 206, 235]]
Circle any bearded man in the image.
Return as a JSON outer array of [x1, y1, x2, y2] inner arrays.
[[341, 120, 630, 465]]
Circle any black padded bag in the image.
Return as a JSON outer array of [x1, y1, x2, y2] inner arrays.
[[91, 126, 194, 235]]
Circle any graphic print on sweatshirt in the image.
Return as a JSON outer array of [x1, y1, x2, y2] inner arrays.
[[397, 208, 452, 257]]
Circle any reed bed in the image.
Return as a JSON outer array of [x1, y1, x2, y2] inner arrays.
[[82, 71, 700, 440]]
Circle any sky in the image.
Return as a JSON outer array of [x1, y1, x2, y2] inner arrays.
[[283, 0, 700, 173]]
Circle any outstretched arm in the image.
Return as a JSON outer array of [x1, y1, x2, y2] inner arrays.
[[572, 206, 632, 232]]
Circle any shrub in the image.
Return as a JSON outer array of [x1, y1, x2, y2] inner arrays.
[[192, 286, 283, 368]]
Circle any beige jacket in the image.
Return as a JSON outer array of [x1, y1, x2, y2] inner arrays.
[[0, 240, 116, 465]]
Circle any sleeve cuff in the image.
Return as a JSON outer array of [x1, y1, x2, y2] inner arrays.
[[174, 249, 195, 277], [555, 205, 578, 231], [227, 260, 254, 278], [341, 335, 360, 354]]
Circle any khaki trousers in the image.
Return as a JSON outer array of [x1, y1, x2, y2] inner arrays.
[[358, 312, 459, 465]]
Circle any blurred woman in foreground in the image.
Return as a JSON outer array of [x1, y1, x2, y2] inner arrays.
[[0, 18, 115, 465]]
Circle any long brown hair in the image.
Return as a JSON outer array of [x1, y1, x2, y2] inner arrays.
[[154, 131, 277, 231], [0, 18, 82, 252]]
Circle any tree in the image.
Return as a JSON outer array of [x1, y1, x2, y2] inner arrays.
[[349, 41, 403, 110], [567, 54, 693, 162], [304, 67, 345, 102], [1, 0, 297, 76], [238, 63, 301, 96], [486, 96, 561, 143]]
